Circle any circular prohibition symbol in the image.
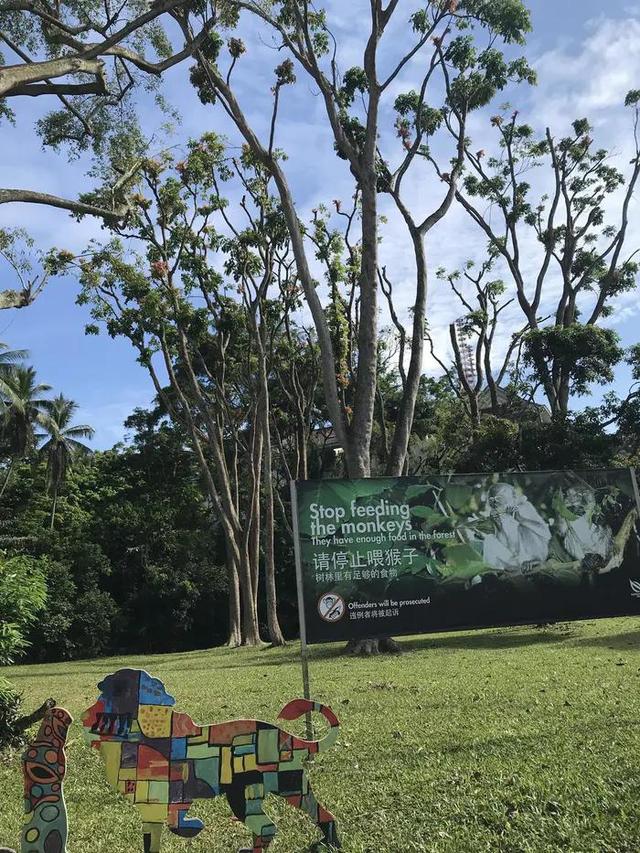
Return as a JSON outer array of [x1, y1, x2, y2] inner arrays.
[[317, 592, 346, 623]]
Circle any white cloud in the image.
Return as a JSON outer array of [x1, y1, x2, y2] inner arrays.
[[2, 1, 640, 441]]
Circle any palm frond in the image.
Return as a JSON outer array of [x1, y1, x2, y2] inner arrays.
[[63, 425, 95, 440]]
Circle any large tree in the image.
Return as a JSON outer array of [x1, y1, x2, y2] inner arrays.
[[432, 92, 640, 420], [160, 0, 534, 480], [0, 0, 218, 213], [58, 135, 311, 646], [0, 0, 221, 310]]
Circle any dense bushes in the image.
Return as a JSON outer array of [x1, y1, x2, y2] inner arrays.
[[0, 676, 23, 750], [0, 554, 47, 665], [0, 416, 285, 661]]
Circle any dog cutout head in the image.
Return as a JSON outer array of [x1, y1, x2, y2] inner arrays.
[[82, 668, 178, 742]]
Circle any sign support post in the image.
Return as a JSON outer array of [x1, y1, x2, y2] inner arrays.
[[290, 480, 313, 740]]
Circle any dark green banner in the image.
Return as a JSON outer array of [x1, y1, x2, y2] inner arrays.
[[293, 470, 640, 644]]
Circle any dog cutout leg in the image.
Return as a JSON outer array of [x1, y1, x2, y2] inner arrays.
[[225, 786, 277, 853], [167, 805, 204, 839], [286, 784, 341, 850], [142, 822, 163, 853]]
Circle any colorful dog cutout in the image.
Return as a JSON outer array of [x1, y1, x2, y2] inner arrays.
[[82, 669, 341, 852], [21, 707, 72, 853]]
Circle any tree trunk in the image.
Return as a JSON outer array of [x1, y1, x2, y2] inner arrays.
[[348, 167, 379, 479], [49, 485, 59, 531], [386, 224, 427, 476], [226, 556, 242, 648], [296, 412, 308, 481], [344, 637, 402, 656], [246, 419, 263, 613], [237, 537, 262, 646], [484, 349, 500, 414], [260, 361, 286, 647], [0, 460, 14, 498]]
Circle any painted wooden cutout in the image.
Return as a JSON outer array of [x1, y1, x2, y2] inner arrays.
[[21, 707, 72, 853], [82, 669, 341, 852]]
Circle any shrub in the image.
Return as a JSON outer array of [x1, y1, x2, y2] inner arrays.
[[0, 554, 47, 665], [0, 675, 24, 751]]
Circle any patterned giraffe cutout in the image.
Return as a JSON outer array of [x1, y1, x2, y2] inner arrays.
[[21, 707, 72, 853]]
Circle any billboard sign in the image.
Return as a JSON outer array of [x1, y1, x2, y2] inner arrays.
[[292, 470, 640, 644]]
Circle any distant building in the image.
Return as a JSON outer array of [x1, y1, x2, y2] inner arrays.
[[478, 385, 552, 424]]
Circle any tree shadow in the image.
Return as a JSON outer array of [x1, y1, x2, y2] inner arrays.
[[216, 629, 577, 667], [397, 626, 578, 653], [569, 630, 640, 650]]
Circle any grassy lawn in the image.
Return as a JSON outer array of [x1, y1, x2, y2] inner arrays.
[[2, 617, 640, 852]]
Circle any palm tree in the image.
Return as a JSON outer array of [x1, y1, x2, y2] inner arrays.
[[0, 342, 28, 374], [0, 364, 51, 496], [39, 395, 94, 530]]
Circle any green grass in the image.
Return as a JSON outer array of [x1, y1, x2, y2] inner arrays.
[[2, 617, 640, 852]]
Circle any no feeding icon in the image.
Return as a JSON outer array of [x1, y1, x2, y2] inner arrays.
[[318, 592, 346, 623]]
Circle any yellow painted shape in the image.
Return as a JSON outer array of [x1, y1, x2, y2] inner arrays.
[[233, 734, 253, 746], [186, 743, 214, 759], [233, 756, 244, 774], [244, 753, 257, 773], [220, 747, 232, 784], [187, 733, 208, 745], [100, 742, 123, 787], [138, 705, 172, 738], [23, 811, 34, 824], [245, 783, 264, 800], [135, 781, 150, 803], [118, 768, 137, 781], [137, 803, 169, 823]]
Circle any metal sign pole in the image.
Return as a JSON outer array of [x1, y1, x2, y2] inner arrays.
[[290, 480, 313, 740]]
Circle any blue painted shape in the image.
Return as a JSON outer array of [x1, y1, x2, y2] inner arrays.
[[171, 737, 187, 760], [139, 671, 176, 706], [178, 812, 204, 832]]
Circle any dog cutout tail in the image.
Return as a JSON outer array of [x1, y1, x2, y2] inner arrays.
[[278, 699, 339, 754]]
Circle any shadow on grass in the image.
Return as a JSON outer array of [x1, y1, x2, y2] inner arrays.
[[5, 626, 583, 680], [215, 629, 576, 669], [398, 627, 578, 654], [570, 629, 640, 650]]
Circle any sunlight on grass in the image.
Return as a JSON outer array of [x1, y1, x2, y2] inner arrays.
[[2, 617, 640, 852]]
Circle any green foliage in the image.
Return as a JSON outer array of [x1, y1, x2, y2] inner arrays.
[[0, 554, 47, 665], [0, 410, 235, 659], [458, 0, 532, 44], [339, 67, 368, 107], [0, 675, 23, 751], [524, 325, 624, 397]]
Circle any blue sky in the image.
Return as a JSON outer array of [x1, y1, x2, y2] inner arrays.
[[2, 1, 640, 448]]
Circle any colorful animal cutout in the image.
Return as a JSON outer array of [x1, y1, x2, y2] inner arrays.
[[21, 707, 72, 853], [82, 669, 341, 852]]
